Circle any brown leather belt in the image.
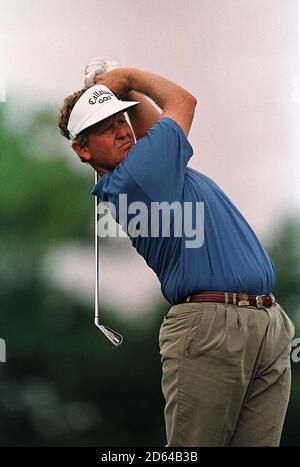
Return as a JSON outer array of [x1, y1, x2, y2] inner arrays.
[[185, 292, 276, 309]]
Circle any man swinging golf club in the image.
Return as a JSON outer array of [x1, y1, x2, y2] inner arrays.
[[57, 60, 294, 447]]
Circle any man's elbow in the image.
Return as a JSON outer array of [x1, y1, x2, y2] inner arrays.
[[179, 92, 197, 117], [185, 93, 197, 110]]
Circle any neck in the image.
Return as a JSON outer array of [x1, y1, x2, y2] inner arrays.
[[90, 162, 107, 177]]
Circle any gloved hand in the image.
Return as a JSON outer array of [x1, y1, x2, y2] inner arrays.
[[84, 57, 120, 87]]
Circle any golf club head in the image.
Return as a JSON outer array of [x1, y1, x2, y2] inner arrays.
[[95, 320, 123, 347]]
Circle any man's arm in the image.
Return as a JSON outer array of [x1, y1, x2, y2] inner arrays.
[[95, 68, 197, 136]]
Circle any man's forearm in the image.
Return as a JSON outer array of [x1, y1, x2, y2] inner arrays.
[[125, 68, 194, 113], [125, 68, 197, 135]]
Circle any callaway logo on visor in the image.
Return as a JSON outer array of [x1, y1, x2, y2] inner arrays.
[[88, 89, 114, 105]]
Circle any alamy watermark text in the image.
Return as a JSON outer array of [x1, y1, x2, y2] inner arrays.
[[97, 195, 205, 248]]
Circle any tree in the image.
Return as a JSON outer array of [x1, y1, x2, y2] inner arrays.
[[0, 105, 167, 446]]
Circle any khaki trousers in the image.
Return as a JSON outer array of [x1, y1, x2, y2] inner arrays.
[[159, 301, 295, 447]]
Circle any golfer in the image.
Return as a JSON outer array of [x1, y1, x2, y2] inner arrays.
[[57, 64, 294, 447]]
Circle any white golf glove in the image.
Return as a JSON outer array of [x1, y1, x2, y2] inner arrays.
[[84, 57, 120, 87]]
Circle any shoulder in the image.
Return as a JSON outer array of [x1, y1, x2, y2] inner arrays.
[[149, 116, 188, 135], [135, 117, 193, 154]]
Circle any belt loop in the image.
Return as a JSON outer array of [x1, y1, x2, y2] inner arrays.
[[224, 292, 229, 305], [232, 293, 237, 305]]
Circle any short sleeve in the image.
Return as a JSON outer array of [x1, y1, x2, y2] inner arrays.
[[122, 117, 193, 203]]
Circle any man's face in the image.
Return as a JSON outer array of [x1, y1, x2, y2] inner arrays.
[[74, 112, 135, 174]]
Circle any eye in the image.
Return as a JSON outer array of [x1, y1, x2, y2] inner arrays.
[[101, 124, 114, 134]]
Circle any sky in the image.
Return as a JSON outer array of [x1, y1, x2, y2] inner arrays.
[[1, 0, 299, 313]]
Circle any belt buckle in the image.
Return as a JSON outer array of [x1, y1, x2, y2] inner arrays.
[[238, 292, 249, 306], [255, 295, 265, 309]]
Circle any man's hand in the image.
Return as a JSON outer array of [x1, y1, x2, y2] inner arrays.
[[84, 57, 106, 87], [94, 68, 130, 99], [84, 57, 119, 87]]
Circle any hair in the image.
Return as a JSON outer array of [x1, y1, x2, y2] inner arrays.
[[56, 88, 89, 163]]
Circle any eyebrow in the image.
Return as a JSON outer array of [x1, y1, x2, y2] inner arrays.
[[94, 118, 114, 131], [91, 113, 126, 133]]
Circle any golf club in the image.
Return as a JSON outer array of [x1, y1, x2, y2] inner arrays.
[[94, 172, 123, 346]]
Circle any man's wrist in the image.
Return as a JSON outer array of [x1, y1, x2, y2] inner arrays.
[[123, 68, 133, 96], [121, 68, 136, 95]]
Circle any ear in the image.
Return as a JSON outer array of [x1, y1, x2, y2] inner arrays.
[[71, 140, 92, 162]]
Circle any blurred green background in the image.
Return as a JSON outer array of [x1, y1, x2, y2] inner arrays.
[[0, 103, 299, 447]]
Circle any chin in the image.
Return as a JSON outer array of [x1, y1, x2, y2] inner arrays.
[[119, 149, 130, 160]]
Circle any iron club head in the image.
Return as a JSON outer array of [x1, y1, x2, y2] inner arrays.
[[94, 320, 123, 346]]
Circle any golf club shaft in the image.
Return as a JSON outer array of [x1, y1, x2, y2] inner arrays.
[[94, 171, 123, 346]]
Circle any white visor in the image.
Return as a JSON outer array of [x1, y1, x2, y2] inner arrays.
[[67, 85, 139, 139]]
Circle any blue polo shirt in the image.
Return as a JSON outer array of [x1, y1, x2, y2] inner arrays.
[[92, 117, 275, 305]]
